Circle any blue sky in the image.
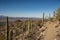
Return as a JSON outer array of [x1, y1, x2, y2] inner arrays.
[[0, 0, 60, 18]]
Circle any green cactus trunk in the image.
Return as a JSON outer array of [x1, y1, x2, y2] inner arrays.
[[53, 11, 55, 17], [31, 20, 32, 31], [53, 11, 56, 21], [6, 16, 9, 40], [11, 30, 16, 40], [28, 18, 30, 34], [42, 13, 44, 24], [49, 13, 51, 21]]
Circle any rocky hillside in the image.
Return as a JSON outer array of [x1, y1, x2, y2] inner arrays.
[[0, 19, 60, 40], [8, 20, 60, 40]]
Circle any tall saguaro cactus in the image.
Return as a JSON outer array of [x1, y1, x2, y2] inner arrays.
[[31, 20, 32, 31], [42, 12, 45, 24], [10, 30, 16, 40], [53, 11, 56, 21], [49, 13, 51, 19], [49, 13, 51, 21], [53, 11, 56, 19], [53, 11, 55, 17], [6, 16, 9, 40], [27, 18, 30, 34]]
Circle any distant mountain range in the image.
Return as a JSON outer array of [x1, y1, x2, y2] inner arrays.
[[0, 15, 41, 21]]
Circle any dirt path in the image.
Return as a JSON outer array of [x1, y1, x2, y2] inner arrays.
[[43, 22, 58, 40]]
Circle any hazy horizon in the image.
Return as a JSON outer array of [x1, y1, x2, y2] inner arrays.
[[0, 0, 60, 18]]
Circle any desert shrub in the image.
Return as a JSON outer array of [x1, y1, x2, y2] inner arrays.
[[0, 34, 5, 40], [55, 8, 60, 21], [0, 22, 6, 27]]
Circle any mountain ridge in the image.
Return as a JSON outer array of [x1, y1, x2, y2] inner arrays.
[[0, 15, 41, 21]]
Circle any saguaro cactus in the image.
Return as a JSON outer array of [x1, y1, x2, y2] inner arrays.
[[42, 12, 44, 24], [53, 11, 56, 19], [6, 16, 9, 40], [27, 18, 30, 34], [53, 11, 56, 21], [53, 11, 56, 17], [31, 20, 32, 31], [11, 30, 16, 40], [49, 13, 51, 19], [49, 13, 51, 21], [10, 30, 13, 40]]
